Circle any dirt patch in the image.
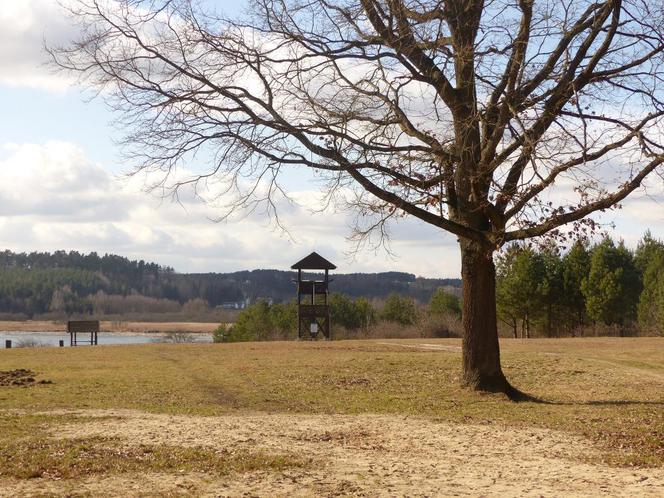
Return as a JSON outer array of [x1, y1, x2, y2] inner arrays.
[[1, 409, 662, 497], [376, 341, 462, 352], [0, 369, 52, 387]]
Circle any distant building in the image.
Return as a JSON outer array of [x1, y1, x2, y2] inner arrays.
[[218, 301, 246, 310]]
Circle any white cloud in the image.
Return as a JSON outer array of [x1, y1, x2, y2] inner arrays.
[[0, 141, 464, 276], [0, 0, 76, 91], [598, 194, 664, 247], [0, 142, 125, 220], [1, 140, 661, 276]]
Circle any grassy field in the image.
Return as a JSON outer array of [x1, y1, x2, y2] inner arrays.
[[0, 338, 663, 495]]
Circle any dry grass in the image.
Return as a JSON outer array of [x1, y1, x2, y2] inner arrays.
[[0, 337, 662, 470], [106, 321, 221, 334]]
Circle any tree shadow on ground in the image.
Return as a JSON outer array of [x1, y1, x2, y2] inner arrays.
[[546, 399, 664, 406], [506, 387, 664, 406]]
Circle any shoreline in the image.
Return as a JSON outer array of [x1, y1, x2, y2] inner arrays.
[[0, 320, 222, 334], [0, 330, 211, 337]]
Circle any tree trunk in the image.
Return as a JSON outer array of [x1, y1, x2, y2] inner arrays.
[[460, 241, 510, 393]]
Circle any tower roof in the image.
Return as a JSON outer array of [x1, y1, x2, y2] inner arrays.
[[291, 251, 337, 270]]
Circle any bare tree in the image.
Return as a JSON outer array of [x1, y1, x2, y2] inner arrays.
[[52, 0, 664, 394]]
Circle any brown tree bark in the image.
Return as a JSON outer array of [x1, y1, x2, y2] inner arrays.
[[460, 240, 510, 393]]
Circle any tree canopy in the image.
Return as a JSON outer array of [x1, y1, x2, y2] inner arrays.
[[496, 234, 663, 337], [53, 0, 664, 243], [636, 233, 664, 332]]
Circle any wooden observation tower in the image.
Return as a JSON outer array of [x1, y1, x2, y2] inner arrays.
[[291, 252, 336, 340]]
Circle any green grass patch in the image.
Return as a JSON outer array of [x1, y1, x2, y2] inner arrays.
[[0, 435, 303, 480], [0, 413, 303, 480]]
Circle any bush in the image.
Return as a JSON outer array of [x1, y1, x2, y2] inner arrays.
[[226, 301, 271, 342], [420, 314, 462, 338], [212, 324, 227, 343], [428, 288, 461, 318], [269, 301, 297, 337], [162, 331, 196, 343], [380, 294, 418, 325], [224, 300, 297, 342], [89, 291, 181, 315], [182, 298, 210, 314], [354, 297, 376, 329], [330, 294, 376, 330], [223, 296, 378, 341]]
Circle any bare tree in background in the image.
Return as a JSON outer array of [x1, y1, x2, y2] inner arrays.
[[52, 0, 664, 394]]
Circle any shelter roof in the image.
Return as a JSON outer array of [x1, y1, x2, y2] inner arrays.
[[291, 251, 337, 270]]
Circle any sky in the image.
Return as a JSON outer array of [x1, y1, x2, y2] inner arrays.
[[0, 0, 662, 278]]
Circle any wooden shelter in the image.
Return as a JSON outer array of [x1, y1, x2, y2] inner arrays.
[[291, 252, 336, 340], [67, 320, 100, 346]]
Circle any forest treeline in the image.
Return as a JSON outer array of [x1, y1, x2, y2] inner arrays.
[[0, 249, 460, 318], [496, 232, 664, 337], [3, 234, 662, 337], [221, 232, 664, 341]]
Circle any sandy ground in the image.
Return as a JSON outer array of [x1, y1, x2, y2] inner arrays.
[[376, 341, 462, 352], [2, 410, 663, 497], [0, 320, 221, 334]]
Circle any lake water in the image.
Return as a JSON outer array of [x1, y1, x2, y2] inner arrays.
[[0, 332, 213, 347]]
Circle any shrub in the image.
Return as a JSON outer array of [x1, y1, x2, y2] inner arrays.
[[380, 294, 418, 325], [420, 314, 462, 338], [354, 297, 376, 329], [212, 324, 227, 343], [224, 300, 297, 342], [330, 294, 376, 330], [89, 291, 181, 315], [223, 296, 379, 341], [269, 301, 297, 338], [428, 288, 461, 318], [162, 331, 196, 343], [226, 301, 271, 342], [182, 298, 209, 314]]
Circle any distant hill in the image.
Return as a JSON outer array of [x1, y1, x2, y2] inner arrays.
[[0, 250, 460, 317], [178, 269, 461, 306]]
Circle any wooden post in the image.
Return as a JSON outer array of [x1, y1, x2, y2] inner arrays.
[[5, 340, 11, 349], [297, 269, 302, 340], [324, 269, 330, 340]]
